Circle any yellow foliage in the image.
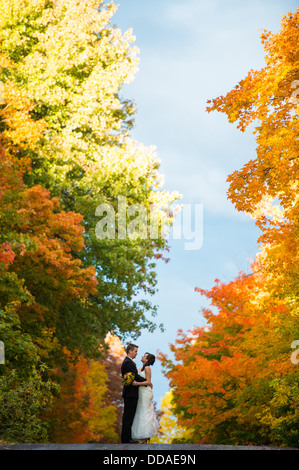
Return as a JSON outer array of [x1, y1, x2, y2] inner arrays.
[[150, 390, 190, 444]]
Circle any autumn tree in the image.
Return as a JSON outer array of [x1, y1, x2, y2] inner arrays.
[[159, 10, 299, 440], [45, 333, 141, 443], [0, 55, 102, 441], [206, 8, 299, 311], [0, 0, 181, 349], [0, 1, 181, 442], [150, 389, 189, 444], [0, 91, 98, 367], [45, 350, 118, 443], [0, 59, 51, 440], [202, 9, 299, 446], [159, 264, 299, 445]]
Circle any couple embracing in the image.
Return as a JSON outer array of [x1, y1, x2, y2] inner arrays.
[[121, 343, 158, 443]]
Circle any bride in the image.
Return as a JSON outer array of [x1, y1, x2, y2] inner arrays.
[[131, 352, 158, 442]]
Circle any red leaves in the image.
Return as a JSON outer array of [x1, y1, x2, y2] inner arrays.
[[160, 263, 296, 443], [0, 242, 16, 267], [0, 73, 98, 360]]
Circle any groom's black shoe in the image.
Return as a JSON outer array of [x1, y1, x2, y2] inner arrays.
[[128, 439, 139, 443]]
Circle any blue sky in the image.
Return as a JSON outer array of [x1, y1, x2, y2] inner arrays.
[[112, 0, 298, 408]]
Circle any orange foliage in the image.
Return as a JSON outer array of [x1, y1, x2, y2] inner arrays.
[[159, 264, 296, 444], [206, 10, 299, 303], [45, 339, 124, 443], [206, 10, 299, 214], [0, 65, 97, 362]]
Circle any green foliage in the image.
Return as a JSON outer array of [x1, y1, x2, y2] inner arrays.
[[0, 307, 37, 375], [259, 373, 299, 448], [0, 366, 58, 443], [0, 0, 181, 443], [0, 0, 180, 349]]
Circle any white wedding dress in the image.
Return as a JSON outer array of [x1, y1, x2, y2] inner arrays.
[[131, 370, 158, 440]]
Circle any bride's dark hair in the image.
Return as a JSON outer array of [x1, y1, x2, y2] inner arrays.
[[141, 352, 155, 371]]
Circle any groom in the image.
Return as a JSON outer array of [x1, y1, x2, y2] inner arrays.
[[121, 343, 147, 443]]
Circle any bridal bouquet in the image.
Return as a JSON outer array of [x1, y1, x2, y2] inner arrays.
[[123, 372, 135, 385]]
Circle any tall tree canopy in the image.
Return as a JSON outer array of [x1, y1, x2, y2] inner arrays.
[[0, 0, 180, 354], [207, 9, 299, 309], [160, 8, 299, 448], [159, 265, 299, 446], [0, 0, 180, 442]]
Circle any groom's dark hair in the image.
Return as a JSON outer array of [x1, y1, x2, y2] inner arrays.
[[126, 343, 138, 354]]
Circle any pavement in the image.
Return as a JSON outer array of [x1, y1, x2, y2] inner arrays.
[[0, 443, 298, 450]]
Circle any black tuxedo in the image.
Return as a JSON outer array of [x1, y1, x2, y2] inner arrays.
[[121, 356, 146, 443]]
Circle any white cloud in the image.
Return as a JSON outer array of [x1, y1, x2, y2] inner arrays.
[[122, 0, 285, 222], [160, 159, 250, 220]]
